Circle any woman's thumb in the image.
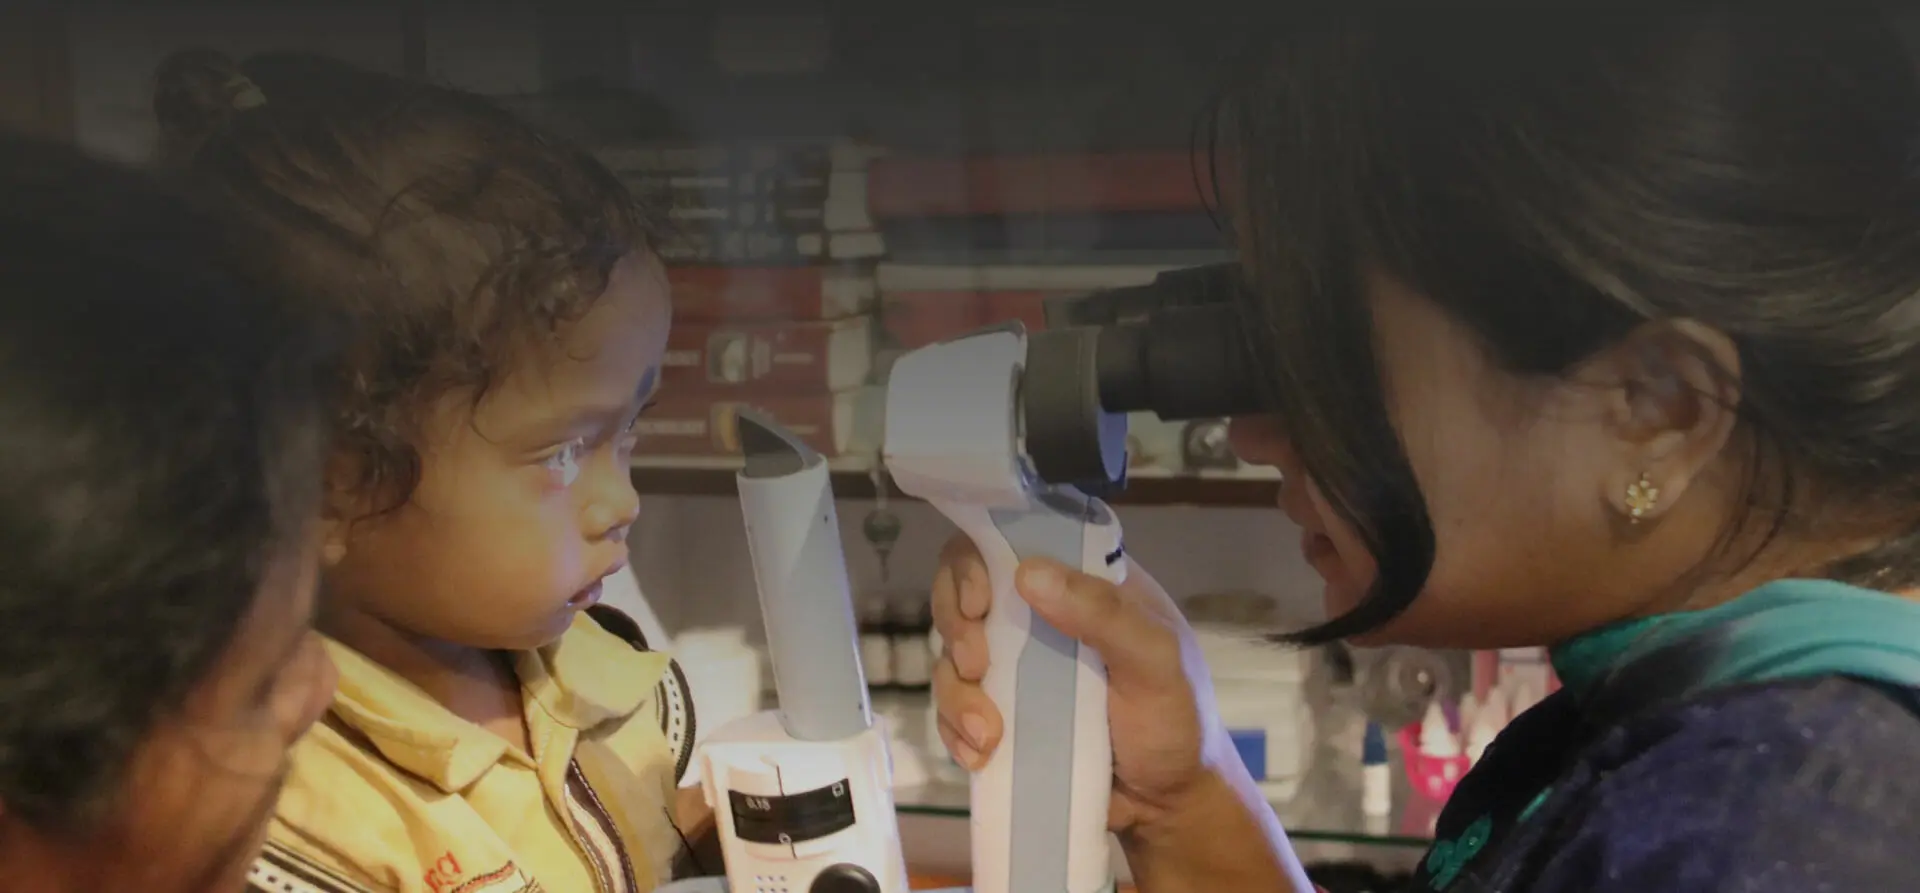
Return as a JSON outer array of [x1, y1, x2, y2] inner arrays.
[[1014, 556, 1180, 692]]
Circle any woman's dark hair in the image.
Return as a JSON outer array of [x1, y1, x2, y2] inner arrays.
[[0, 131, 338, 828], [152, 49, 665, 513], [1210, 2, 1920, 643]]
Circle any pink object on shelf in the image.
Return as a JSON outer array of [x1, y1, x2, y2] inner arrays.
[[1472, 650, 1499, 702], [1399, 724, 1471, 805]]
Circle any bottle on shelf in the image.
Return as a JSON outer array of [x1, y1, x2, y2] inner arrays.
[[858, 592, 895, 690], [1464, 686, 1505, 766], [1419, 699, 1461, 765], [889, 591, 934, 692], [1361, 721, 1392, 819]]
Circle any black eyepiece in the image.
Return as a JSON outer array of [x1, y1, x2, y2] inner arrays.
[[1095, 304, 1266, 420], [1042, 262, 1244, 328], [1019, 263, 1272, 491]]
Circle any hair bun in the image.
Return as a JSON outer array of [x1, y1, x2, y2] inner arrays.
[[153, 48, 263, 163]]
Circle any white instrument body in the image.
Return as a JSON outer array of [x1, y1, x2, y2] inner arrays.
[[699, 713, 910, 893], [709, 410, 913, 893], [884, 325, 1122, 893]]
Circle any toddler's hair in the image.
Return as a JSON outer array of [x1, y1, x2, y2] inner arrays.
[[153, 49, 666, 512]]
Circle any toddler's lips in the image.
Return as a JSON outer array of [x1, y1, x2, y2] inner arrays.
[[568, 559, 626, 609], [568, 581, 603, 609]]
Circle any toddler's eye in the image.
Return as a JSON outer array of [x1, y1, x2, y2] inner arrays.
[[542, 438, 585, 486], [616, 399, 655, 457], [628, 398, 657, 432]]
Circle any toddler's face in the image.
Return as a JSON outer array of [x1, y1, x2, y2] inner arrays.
[[325, 252, 672, 650]]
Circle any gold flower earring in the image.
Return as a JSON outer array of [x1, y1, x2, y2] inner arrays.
[[1623, 473, 1661, 524]]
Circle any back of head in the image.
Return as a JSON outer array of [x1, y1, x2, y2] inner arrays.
[[152, 49, 663, 511], [0, 130, 338, 827]]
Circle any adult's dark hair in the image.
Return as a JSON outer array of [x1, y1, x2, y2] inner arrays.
[[1208, 2, 1920, 643], [0, 130, 339, 829], [152, 49, 664, 516]]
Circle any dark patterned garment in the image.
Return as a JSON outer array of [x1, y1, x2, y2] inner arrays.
[[1408, 579, 1920, 892], [1410, 677, 1920, 892]]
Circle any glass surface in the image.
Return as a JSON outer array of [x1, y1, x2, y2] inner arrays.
[[892, 756, 1438, 849], [871, 690, 1441, 851]]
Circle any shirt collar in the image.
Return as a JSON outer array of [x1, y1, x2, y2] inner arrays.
[[517, 612, 670, 731], [322, 613, 671, 793]]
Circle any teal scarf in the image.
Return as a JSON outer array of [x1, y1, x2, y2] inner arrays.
[[1551, 577, 1920, 699], [1420, 579, 1920, 892]]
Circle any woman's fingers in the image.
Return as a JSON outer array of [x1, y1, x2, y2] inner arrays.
[[932, 533, 993, 682], [932, 648, 1001, 769], [931, 556, 963, 639], [937, 532, 992, 621], [932, 535, 1189, 779], [947, 624, 988, 682], [936, 712, 983, 771], [1014, 556, 1182, 697]]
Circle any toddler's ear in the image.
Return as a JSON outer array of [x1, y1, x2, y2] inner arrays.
[[320, 527, 348, 568], [318, 452, 368, 567]]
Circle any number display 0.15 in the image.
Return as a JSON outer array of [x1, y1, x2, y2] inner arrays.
[[727, 779, 859, 845]]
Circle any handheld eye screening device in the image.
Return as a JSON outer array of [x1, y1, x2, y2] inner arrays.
[[665, 264, 1269, 893], [880, 262, 1269, 893], [883, 323, 1127, 893]]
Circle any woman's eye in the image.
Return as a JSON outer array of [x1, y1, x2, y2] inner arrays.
[[542, 438, 585, 486]]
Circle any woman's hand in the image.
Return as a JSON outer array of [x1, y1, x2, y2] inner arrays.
[[928, 534, 1220, 835], [928, 533, 1317, 893]]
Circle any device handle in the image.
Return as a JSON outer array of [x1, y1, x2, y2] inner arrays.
[[937, 488, 1123, 893]]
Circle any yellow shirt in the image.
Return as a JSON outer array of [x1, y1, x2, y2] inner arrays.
[[247, 608, 696, 893]]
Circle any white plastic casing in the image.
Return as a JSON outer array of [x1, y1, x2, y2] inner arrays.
[[700, 712, 910, 893], [709, 409, 909, 893], [884, 325, 1120, 893]]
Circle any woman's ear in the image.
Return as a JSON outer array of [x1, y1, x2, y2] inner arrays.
[[1593, 319, 1743, 525]]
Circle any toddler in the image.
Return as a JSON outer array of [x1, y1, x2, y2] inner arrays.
[[154, 49, 702, 893]]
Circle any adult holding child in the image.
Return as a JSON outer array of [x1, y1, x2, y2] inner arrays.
[[0, 131, 341, 892]]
